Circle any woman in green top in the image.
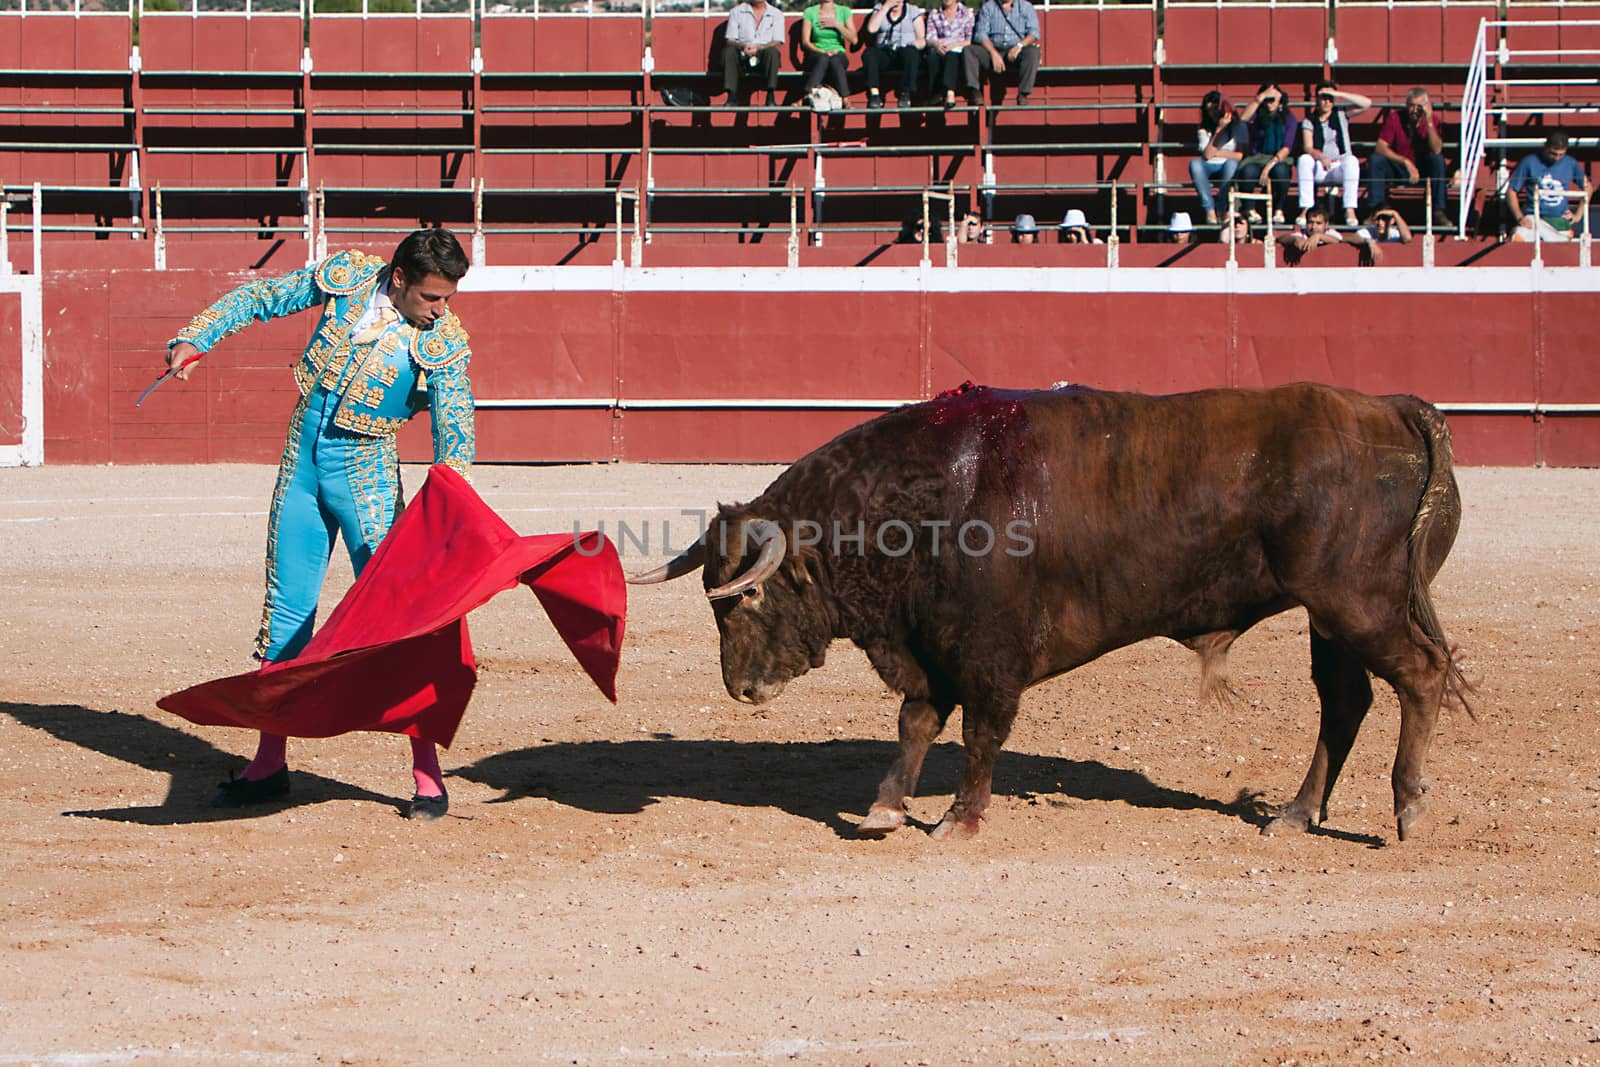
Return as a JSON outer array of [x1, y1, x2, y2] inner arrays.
[[802, 0, 859, 101]]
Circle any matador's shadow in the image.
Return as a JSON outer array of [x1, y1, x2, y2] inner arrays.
[[454, 737, 1329, 840], [2, 702, 402, 824]]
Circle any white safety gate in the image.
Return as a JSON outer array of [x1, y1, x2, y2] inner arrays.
[[0, 190, 45, 467]]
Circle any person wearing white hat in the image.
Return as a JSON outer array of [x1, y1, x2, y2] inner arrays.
[[1058, 208, 1102, 244], [1011, 212, 1040, 243], [1168, 210, 1196, 245]]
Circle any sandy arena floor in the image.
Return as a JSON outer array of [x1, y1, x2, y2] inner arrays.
[[1, 462, 1598, 1065]]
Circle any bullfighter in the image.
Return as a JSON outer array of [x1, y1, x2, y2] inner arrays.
[[163, 227, 474, 820]]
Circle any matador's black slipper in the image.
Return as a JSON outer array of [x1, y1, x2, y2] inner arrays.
[[406, 792, 449, 821], [212, 765, 291, 808]]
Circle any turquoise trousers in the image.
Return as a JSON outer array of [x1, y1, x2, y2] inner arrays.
[[255, 386, 401, 662]]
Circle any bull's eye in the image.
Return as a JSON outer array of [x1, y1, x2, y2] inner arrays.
[[742, 586, 763, 604]]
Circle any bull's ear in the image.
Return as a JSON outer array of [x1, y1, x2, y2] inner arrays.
[[789, 547, 819, 585]]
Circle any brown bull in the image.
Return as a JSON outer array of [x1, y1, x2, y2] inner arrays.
[[633, 382, 1468, 841]]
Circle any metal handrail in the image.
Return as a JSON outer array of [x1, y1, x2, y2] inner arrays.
[[6, 0, 134, 15], [479, 105, 645, 114], [1462, 18, 1491, 239], [614, 185, 641, 266], [976, 176, 1131, 244], [787, 188, 799, 268], [315, 107, 473, 117], [921, 185, 957, 267], [480, 147, 645, 156], [150, 182, 308, 260], [1527, 187, 1594, 267], [142, 107, 304, 116], [2, 183, 143, 240], [137, 0, 304, 15], [145, 146, 307, 154], [1463, 17, 1600, 240], [0, 105, 134, 115], [0, 141, 140, 152], [314, 143, 476, 154], [644, 185, 799, 249]]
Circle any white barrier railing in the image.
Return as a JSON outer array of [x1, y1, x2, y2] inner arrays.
[[1462, 18, 1600, 240]]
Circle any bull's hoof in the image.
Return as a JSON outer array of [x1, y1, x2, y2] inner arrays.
[[857, 805, 907, 836], [929, 813, 981, 840], [1394, 778, 1431, 841], [1261, 809, 1312, 836], [1396, 797, 1428, 842]]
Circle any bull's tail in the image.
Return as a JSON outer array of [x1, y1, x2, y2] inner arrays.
[[1406, 402, 1474, 717]]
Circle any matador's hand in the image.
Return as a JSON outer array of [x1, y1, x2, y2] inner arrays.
[[167, 341, 202, 381]]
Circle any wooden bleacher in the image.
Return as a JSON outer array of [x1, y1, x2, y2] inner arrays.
[[0, 0, 1595, 260]]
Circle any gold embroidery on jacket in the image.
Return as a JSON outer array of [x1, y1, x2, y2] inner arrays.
[[317, 348, 354, 391], [411, 311, 471, 370], [338, 410, 409, 437], [429, 359, 475, 477], [315, 250, 387, 295], [347, 381, 386, 409], [344, 433, 401, 552]]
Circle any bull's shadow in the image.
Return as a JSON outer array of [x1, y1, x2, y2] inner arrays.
[[454, 737, 1299, 839], [1, 702, 401, 824]]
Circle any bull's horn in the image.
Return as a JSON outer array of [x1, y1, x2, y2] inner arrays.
[[705, 519, 787, 601], [627, 537, 706, 585]]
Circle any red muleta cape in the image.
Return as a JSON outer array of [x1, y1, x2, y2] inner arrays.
[[158, 464, 626, 748]]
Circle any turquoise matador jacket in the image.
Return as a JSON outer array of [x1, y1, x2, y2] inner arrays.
[[168, 249, 475, 477]]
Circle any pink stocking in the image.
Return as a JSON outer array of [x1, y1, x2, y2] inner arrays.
[[241, 732, 288, 780], [411, 737, 445, 798], [240, 657, 288, 780]]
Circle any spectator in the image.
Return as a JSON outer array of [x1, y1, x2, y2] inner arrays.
[[1189, 90, 1248, 226], [925, 0, 974, 110], [1364, 204, 1413, 244], [1279, 204, 1342, 253], [801, 0, 859, 104], [1222, 212, 1258, 246], [964, 0, 1041, 107], [1368, 87, 1449, 230], [1507, 131, 1592, 241], [1167, 210, 1195, 245], [897, 214, 945, 243], [863, 0, 926, 110], [1011, 212, 1040, 243], [723, 0, 787, 106], [957, 210, 986, 243], [1237, 83, 1296, 224], [1296, 81, 1371, 227], [1279, 204, 1382, 263], [1059, 208, 1103, 244]]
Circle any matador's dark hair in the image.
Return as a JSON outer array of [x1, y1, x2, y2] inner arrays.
[[391, 226, 470, 283]]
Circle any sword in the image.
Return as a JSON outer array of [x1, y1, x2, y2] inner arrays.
[[135, 354, 202, 408]]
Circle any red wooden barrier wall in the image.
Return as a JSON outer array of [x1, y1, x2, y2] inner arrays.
[[35, 265, 1600, 468]]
